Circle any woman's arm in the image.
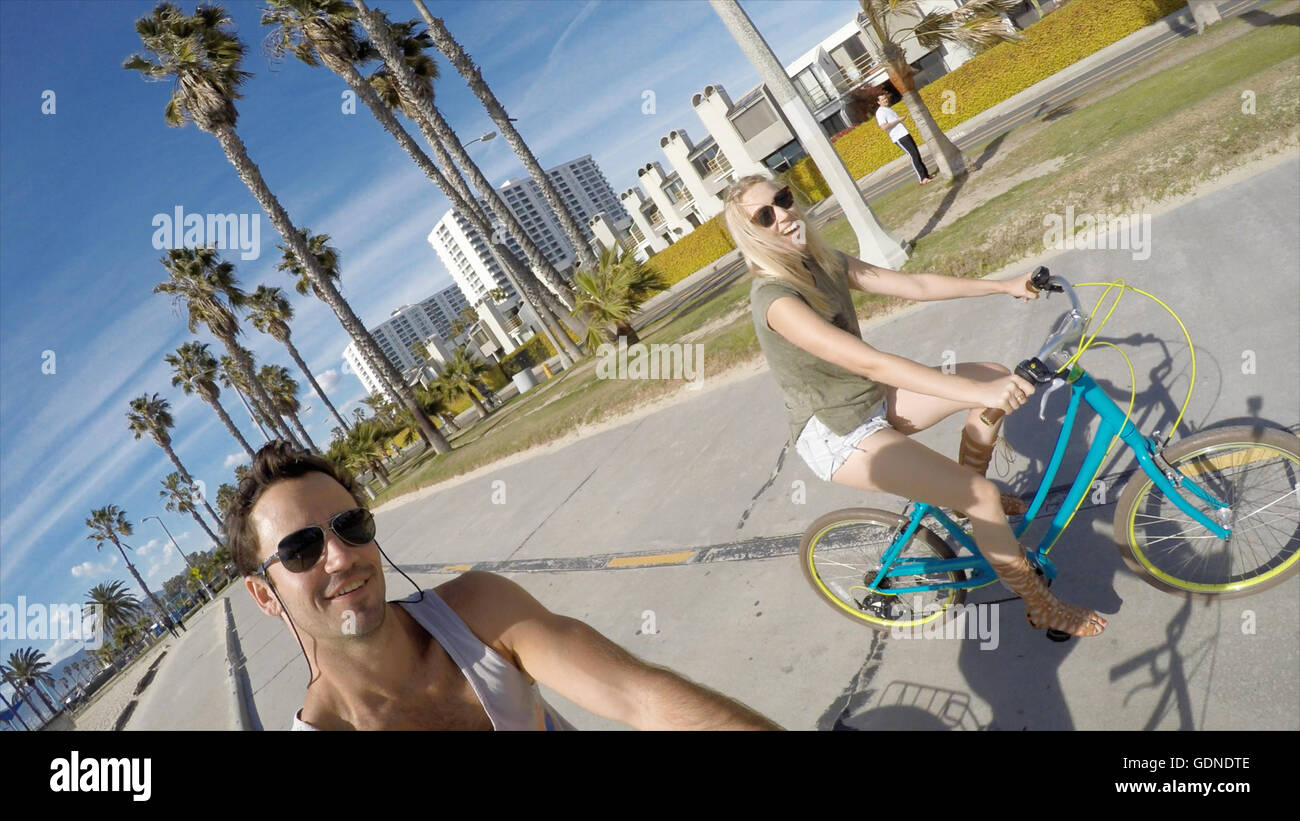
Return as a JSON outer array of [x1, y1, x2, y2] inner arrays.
[[765, 294, 1033, 407], [845, 255, 1040, 304]]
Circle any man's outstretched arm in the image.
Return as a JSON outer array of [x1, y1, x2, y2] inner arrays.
[[456, 572, 782, 730]]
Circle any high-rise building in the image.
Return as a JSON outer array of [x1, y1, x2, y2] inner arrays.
[[341, 284, 471, 396], [428, 154, 631, 310]]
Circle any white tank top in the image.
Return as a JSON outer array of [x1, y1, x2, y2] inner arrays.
[[291, 590, 576, 730]]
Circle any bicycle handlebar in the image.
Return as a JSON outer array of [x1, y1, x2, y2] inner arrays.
[[980, 267, 1087, 426]]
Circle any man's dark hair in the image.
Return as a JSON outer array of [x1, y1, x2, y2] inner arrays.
[[225, 441, 367, 577]]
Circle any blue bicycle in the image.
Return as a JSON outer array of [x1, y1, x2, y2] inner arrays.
[[799, 268, 1300, 634]]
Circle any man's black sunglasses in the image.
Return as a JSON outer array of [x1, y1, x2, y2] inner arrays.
[[259, 507, 376, 575], [750, 186, 795, 228]]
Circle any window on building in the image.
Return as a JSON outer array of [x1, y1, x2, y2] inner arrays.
[[762, 139, 807, 174], [732, 100, 777, 141]]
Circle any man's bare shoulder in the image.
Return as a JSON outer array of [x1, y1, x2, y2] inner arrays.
[[427, 571, 543, 666]]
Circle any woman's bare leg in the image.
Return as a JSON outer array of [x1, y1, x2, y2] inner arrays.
[[885, 361, 1024, 513], [829, 428, 1106, 636]]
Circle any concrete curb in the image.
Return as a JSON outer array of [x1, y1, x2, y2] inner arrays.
[[222, 596, 253, 731]]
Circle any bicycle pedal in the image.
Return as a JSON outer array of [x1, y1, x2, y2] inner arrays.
[[1045, 629, 1072, 643]]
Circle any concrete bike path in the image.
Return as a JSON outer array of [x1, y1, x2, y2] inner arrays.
[[229, 155, 1298, 730]]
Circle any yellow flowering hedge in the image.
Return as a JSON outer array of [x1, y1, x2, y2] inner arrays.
[[628, 0, 1186, 282], [641, 215, 738, 287], [795, 0, 1189, 201]]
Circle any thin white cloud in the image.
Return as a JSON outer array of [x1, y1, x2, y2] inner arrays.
[[70, 554, 118, 579], [224, 451, 249, 469]]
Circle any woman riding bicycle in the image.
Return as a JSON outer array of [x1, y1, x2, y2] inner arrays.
[[724, 174, 1106, 638]]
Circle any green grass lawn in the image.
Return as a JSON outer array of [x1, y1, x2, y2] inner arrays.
[[372, 13, 1299, 506]]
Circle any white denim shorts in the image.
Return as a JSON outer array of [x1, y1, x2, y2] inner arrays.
[[796, 401, 892, 482]]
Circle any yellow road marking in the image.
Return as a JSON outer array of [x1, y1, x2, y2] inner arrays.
[[606, 551, 695, 568]]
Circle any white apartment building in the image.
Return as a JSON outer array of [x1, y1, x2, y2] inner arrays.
[[496, 155, 632, 275], [617, 2, 989, 258], [341, 284, 471, 396]]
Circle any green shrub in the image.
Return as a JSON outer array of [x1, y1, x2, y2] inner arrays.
[[499, 334, 553, 376], [791, 0, 1189, 200]]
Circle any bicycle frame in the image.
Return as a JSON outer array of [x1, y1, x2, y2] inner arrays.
[[865, 365, 1233, 596]]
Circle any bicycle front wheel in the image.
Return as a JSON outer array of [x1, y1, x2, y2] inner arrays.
[[1114, 426, 1300, 598], [800, 508, 967, 631]]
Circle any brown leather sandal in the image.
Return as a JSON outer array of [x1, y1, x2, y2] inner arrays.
[[956, 429, 1028, 517], [992, 555, 1107, 637]]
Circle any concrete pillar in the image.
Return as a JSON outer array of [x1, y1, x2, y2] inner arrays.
[[637, 161, 694, 239], [690, 84, 769, 179], [659, 129, 723, 218], [621, 188, 669, 252], [711, 0, 909, 270]]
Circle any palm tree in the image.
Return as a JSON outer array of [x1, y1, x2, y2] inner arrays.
[[153, 246, 297, 445], [258, 364, 319, 453], [160, 472, 222, 547], [86, 505, 180, 638], [572, 246, 668, 349], [361, 392, 398, 427], [215, 482, 237, 517], [1, 649, 59, 720], [247, 284, 351, 434], [854, 0, 1023, 178], [166, 340, 256, 460], [126, 392, 224, 526], [218, 353, 282, 445], [438, 349, 490, 419], [261, 0, 580, 366], [125, 3, 449, 454], [415, 4, 600, 275], [336, 420, 392, 488], [414, 382, 460, 434], [272, 227, 403, 409]]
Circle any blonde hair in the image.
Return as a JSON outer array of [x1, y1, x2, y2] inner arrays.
[[722, 174, 844, 321]]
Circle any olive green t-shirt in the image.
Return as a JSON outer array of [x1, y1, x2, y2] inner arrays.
[[749, 249, 886, 446]]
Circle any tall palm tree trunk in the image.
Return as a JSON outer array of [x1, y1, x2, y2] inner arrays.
[[351, 2, 584, 365], [206, 393, 256, 460], [318, 39, 580, 366], [418, 5, 600, 274], [113, 541, 178, 638], [286, 411, 318, 453], [210, 127, 451, 455], [283, 337, 350, 433], [189, 507, 222, 548], [233, 384, 272, 442], [14, 685, 48, 723], [156, 440, 223, 530], [860, 11, 966, 178], [221, 335, 296, 444]]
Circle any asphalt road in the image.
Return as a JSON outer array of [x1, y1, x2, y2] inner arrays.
[[226, 153, 1299, 731]]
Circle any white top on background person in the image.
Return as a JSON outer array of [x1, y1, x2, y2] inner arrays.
[[876, 103, 910, 143]]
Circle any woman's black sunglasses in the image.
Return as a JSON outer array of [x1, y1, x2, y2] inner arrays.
[[259, 507, 376, 575], [750, 186, 795, 228]]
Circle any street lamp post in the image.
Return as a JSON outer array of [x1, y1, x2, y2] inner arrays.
[[709, 0, 909, 269], [143, 515, 214, 600]]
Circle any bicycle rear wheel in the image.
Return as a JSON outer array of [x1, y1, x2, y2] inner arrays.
[[1114, 426, 1300, 598], [800, 508, 967, 631]]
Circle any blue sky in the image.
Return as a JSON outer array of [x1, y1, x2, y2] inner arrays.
[[0, 0, 865, 690]]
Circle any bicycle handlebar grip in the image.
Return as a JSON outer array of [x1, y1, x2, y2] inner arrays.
[[980, 359, 1050, 426]]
